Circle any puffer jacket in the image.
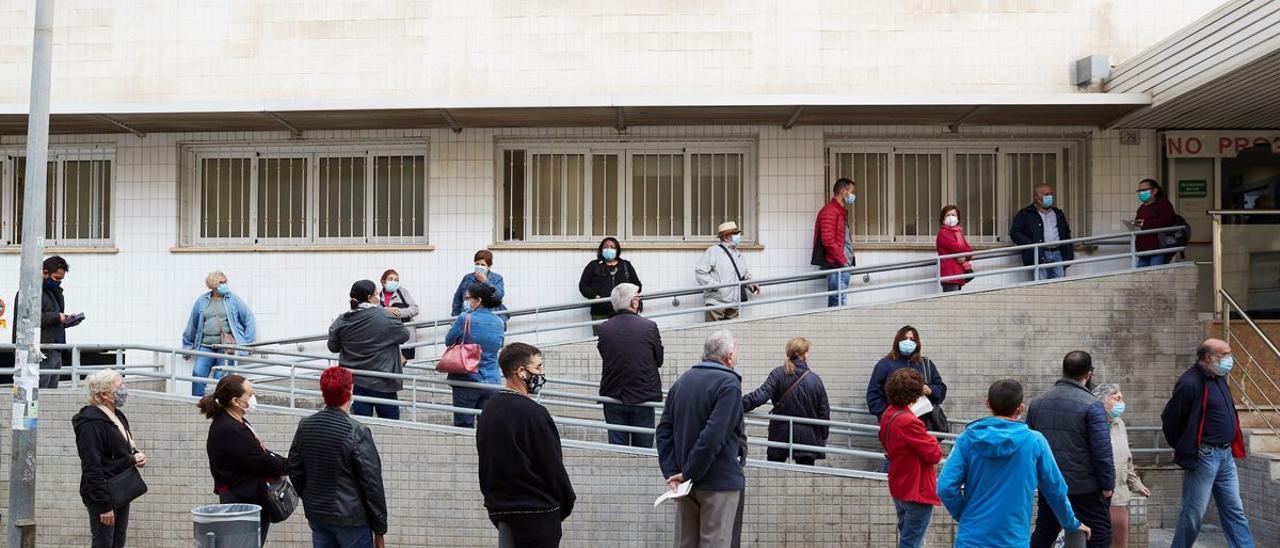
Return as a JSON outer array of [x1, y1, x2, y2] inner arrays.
[[811, 198, 850, 268], [288, 406, 388, 535], [73, 405, 138, 514], [742, 361, 830, 460], [1025, 378, 1115, 495]]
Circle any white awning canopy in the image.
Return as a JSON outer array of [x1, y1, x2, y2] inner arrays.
[[0, 94, 1150, 136]]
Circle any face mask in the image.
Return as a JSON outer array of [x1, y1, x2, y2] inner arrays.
[[384, 281, 400, 293], [1109, 402, 1126, 419], [601, 248, 618, 261], [44, 278, 62, 289], [844, 193, 857, 206], [522, 370, 546, 394], [1216, 354, 1235, 376], [730, 234, 742, 247], [244, 394, 257, 411], [1042, 195, 1055, 208], [474, 264, 488, 274], [462, 300, 474, 313], [113, 388, 129, 408], [943, 215, 959, 227], [897, 340, 918, 356], [1138, 189, 1153, 203], [217, 283, 231, 296]]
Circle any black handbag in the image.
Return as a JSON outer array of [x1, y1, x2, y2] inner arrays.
[[106, 466, 148, 507], [262, 476, 299, 523], [921, 360, 950, 433]]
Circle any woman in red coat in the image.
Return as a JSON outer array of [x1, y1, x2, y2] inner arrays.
[[879, 368, 942, 548], [935, 205, 973, 292], [1133, 178, 1177, 267]]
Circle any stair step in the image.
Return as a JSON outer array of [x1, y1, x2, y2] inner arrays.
[[1247, 431, 1280, 453], [1237, 410, 1280, 429]]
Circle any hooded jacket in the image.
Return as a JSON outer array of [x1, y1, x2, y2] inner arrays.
[[578, 240, 643, 318], [73, 405, 137, 514], [937, 416, 1080, 548], [327, 305, 410, 393]]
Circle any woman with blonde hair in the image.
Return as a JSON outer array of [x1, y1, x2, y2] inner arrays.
[[181, 270, 257, 396], [741, 336, 831, 464], [73, 370, 147, 548]]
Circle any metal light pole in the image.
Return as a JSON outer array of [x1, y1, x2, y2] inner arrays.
[[8, 1, 54, 546]]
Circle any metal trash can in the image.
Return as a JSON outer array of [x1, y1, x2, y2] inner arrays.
[[192, 503, 261, 548]]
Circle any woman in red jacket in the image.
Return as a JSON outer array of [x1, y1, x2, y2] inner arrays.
[[935, 205, 973, 292], [1133, 178, 1177, 267], [879, 368, 942, 548]]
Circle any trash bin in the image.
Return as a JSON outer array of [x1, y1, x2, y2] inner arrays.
[[192, 503, 261, 548]]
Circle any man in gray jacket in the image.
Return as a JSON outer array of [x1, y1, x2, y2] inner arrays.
[[695, 221, 758, 322], [1026, 350, 1115, 548]]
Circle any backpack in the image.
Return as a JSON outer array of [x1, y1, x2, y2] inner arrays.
[[1157, 214, 1191, 251]]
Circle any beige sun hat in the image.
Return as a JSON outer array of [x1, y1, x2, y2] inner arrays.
[[716, 221, 742, 236]]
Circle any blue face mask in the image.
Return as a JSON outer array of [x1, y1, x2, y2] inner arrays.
[[1216, 354, 1234, 376], [730, 234, 742, 247], [1138, 189, 1153, 203], [601, 247, 618, 261], [462, 299, 473, 313], [384, 281, 400, 293], [1042, 195, 1055, 208], [44, 278, 61, 289], [216, 283, 230, 296], [474, 264, 488, 275], [1109, 402, 1126, 419], [897, 340, 918, 356], [844, 193, 857, 206]]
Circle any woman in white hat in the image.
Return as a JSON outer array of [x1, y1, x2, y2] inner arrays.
[[694, 221, 758, 321]]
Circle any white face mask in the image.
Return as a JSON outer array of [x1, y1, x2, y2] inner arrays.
[[243, 394, 257, 411], [944, 215, 959, 227]]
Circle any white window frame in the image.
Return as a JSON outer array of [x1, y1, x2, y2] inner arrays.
[[827, 139, 1086, 244], [496, 139, 757, 243], [0, 145, 116, 247], [180, 140, 429, 247]]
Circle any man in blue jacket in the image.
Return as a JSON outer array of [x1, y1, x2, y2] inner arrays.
[[1009, 184, 1074, 280], [1026, 351, 1115, 548], [656, 330, 745, 548], [1161, 338, 1255, 548], [938, 379, 1090, 548]]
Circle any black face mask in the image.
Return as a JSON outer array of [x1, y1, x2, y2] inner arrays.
[[522, 371, 546, 395]]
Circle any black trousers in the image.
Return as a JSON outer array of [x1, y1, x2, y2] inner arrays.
[[1030, 490, 1112, 548], [495, 512, 562, 548], [88, 503, 129, 548], [766, 454, 816, 465]]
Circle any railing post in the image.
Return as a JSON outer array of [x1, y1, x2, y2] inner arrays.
[[115, 348, 123, 371], [1130, 232, 1138, 269], [169, 351, 178, 394], [70, 346, 80, 389], [1212, 213, 1223, 319], [289, 364, 297, 408], [788, 419, 795, 462], [934, 257, 942, 290], [411, 377, 418, 423]]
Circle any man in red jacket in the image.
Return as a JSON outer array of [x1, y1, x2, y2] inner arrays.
[[811, 178, 856, 307]]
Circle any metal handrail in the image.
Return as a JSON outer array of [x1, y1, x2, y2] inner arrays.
[[247, 226, 1188, 349], [1219, 289, 1280, 441]]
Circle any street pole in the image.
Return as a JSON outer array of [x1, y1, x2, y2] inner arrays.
[[8, 1, 53, 546]]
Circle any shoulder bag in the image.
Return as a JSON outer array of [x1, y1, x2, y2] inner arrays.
[[776, 369, 812, 409], [96, 405, 148, 508], [262, 473, 299, 523], [437, 313, 481, 375], [718, 244, 750, 303], [920, 360, 950, 433]]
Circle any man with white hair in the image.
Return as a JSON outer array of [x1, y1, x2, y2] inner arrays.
[[597, 283, 664, 447], [656, 330, 745, 548]]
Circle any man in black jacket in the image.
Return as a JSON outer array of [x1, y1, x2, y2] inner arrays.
[[1009, 184, 1074, 281], [476, 342, 576, 548], [288, 366, 388, 548], [1161, 338, 1255, 548], [597, 283, 664, 447], [17, 256, 81, 388], [1026, 351, 1115, 548]]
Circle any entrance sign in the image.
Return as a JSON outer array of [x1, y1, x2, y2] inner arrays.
[[1165, 131, 1280, 158]]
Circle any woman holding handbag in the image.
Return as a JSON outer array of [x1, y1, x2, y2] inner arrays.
[[200, 375, 290, 546], [741, 337, 831, 465], [878, 368, 942, 548], [935, 205, 974, 293], [74, 369, 147, 548], [444, 282, 506, 427], [378, 268, 421, 360]]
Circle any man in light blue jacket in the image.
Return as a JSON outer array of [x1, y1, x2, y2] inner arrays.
[[938, 379, 1091, 548], [181, 271, 256, 396]]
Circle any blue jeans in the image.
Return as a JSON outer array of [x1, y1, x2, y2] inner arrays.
[[602, 402, 655, 447], [1171, 445, 1255, 548], [451, 385, 494, 428], [893, 499, 933, 548], [827, 270, 851, 307], [1035, 248, 1066, 280], [1136, 253, 1170, 267], [309, 522, 374, 548], [191, 348, 229, 396], [351, 385, 400, 420]]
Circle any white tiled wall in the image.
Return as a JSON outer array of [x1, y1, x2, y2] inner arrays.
[[0, 0, 1224, 104], [0, 124, 1165, 349]]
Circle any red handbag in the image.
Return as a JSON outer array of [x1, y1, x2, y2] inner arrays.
[[436, 314, 481, 375]]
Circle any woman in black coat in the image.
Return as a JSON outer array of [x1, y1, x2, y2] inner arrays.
[[578, 237, 642, 335], [199, 374, 288, 545], [742, 337, 831, 464], [74, 369, 147, 548]]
